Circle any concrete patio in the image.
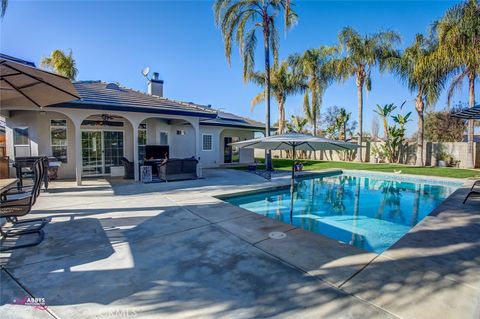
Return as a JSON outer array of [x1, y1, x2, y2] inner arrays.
[[1, 169, 479, 319]]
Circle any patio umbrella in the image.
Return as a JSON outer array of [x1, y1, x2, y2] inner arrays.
[[451, 104, 480, 119], [0, 55, 80, 108], [230, 133, 360, 219]]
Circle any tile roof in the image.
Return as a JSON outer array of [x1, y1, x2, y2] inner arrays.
[[201, 111, 266, 130], [57, 80, 266, 129], [64, 81, 217, 117]]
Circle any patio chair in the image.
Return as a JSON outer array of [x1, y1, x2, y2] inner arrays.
[[0, 160, 47, 251], [463, 190, 480, 204], [463, 180, 480, 204], [120, 157, 134, 179], [2, 156, 47, 206], [469, 180, 480, 191]]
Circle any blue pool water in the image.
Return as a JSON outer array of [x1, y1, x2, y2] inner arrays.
[[224, 173, 460, 253]]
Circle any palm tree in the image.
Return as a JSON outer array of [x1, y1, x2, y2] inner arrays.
[[1, 0, 7, 18], [374, 103, 398, 140], [289, 46, 337, 137], [250, 60, 305, 134], [333, 27, 401, 162], [213, 0, 297, 171], [337, 107, 353, 142], [434, 0, 480, 168], [387, 35, 445, 166], [41, 49, 78, 80], [286, 115, 308, 134]]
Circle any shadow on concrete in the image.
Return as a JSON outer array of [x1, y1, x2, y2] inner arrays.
[[1, 178, 478, 318]]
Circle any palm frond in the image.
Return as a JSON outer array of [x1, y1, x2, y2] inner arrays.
[[250, 91, 266, 111], [1, 0, 7, 18]]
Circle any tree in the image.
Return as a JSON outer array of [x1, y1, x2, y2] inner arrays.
[[214, 0, 297, 171], [332, 27, 401, 162], [374, 103, 398, 139], [41, 49, 78, 80], [374, 103, 411, 163], [371, 117, 380, 141], [250, 60, 305, 134], [286, 115, 309, 159], [289, 46, 337, 137], [323, 105, 357, 141], [286, 115, 308, 134], [1, 0, 7, 18], [434, 0, 480, 168], [424, 108, 467, 142], [387, 35, 445, 166]]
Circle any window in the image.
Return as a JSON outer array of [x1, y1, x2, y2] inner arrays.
[[13, 127, 31, 157], [176, 129, 186, 135], [138, 123, 147, 160], [159, 131, 168, 145], [50, 120, 68, 163], [202, 134, 213, 151]]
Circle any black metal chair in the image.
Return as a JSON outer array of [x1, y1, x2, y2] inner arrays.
[[120, 157, 134, 179], [13, 156, 49, 190], [463, 180, 480, 204], [0, 160, 46, 251], [2, 156, 47, 206]]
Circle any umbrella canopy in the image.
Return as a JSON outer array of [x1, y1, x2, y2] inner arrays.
[[231, 133, 360, 220], [0, 56, 80, 108], [231, 133, 360, 151], [452, 104, 480, 120]]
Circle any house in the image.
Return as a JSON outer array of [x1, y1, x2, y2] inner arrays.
[[0, 58, 265, 185]]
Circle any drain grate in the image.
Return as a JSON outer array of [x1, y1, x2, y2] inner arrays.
[[268, 231, 286, 240]]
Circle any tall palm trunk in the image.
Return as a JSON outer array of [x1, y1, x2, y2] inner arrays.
[[415, 92, 425, 166], [312, 85, 318, 160], [278, 99, 285, 158], [263, 20, 272, 171], [355, 75, 364, 162], [278, 99, 285, 134], [467, 70, 476, 168]]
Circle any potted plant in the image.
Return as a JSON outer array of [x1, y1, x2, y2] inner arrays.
[[437, 150, 449, 167]]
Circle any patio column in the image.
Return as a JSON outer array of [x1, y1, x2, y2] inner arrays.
[[133, 127, 139, 181], [192, 121, 202, 178], [74, 122, 82, 186]]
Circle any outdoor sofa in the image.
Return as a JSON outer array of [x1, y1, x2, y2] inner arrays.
[[157, 158, 198, 182]]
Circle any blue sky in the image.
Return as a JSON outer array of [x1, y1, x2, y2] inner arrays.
[[1, 0, 477, 136]]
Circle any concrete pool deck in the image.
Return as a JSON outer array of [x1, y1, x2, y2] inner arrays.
[[1, 169, 479, 318]]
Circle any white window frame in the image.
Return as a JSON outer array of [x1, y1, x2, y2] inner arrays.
[[50, 119, 68, 163], [13, 127, 30, 146], [13, 126, 31, 157], [138, 124, 147, 161], [202, 134, 213, 151], [138, 124, 147, 147], [159, 131, 169, 145]]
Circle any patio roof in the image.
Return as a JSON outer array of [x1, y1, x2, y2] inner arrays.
[[452, 104, 480, 120], [201, 111, 269, 131]]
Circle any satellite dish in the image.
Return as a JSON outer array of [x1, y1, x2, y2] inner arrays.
[[141, 67, 150, 78]]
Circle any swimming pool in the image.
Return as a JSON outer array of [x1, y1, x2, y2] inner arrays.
[[223, 172, 461, 253]]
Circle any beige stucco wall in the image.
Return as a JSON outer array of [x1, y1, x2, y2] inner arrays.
[[199, 126, 255, 168], [5, 110, 77, 178], [3, 108, 258, 179]]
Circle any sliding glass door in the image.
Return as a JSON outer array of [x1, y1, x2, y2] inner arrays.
[[82, 130, 124, 176], [224, 136, 240, 164]]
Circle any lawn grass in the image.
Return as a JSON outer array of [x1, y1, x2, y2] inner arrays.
[[231, 158, 480, 179]]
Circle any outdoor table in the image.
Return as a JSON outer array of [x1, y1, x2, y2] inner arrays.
[[0, 178, 18, 193]]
